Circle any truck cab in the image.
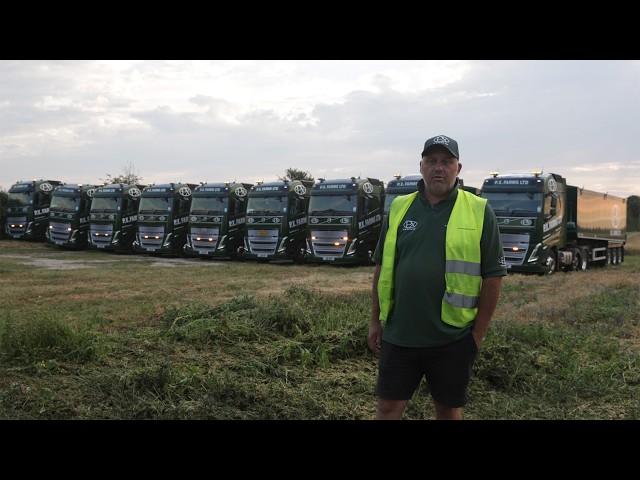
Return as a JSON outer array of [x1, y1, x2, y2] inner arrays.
[[184, 182, 253, 259], [243, 179, 313, 262], [89, 183, 145, 252], [46, 184, 96, 249], [133, 183, 197, 255], [306, 177, 384, 264], [5, 179, 62, 240], [383, 175, 422, 215]]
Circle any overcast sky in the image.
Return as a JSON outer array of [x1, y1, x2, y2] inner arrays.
[[1, 60, 639, 197]]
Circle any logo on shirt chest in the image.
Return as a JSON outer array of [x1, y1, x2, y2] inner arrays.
[[402, 220, 418, 231]]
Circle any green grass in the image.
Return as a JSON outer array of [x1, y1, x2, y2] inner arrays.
[[1, 240, 640, 419]]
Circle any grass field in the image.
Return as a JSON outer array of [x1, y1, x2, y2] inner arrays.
[[1, 234, 640, 419]]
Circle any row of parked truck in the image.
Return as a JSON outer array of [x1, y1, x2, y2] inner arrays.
[[2, 172, 635, 273]]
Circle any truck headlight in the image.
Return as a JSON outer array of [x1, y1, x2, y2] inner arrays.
[[277, 236, 288, 253], [527, 243, 542, 263], [346, 237, 358, 256]]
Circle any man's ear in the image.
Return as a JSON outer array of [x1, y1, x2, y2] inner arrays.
[[457, 162, 462, 175]]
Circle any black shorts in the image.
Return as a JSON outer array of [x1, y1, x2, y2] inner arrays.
[[375, 332, 478, 408]]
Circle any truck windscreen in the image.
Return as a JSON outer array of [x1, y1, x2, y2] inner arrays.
[[191, 196, 228, 213], [139, 197, 171, 212], [8, 192, 31, 206], [482, 192, 542, 215], [246, 196, 285, 214], [91, 197, 119, 212], [51, 195, 79, 211], [309, 194, 355, 215]]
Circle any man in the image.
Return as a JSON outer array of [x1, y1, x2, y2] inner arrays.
[[369, 134, 506, 420]]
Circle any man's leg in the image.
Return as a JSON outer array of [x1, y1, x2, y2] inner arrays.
[[375, 341, 423, 420], [376, 399, 408, 420], [433, 400, 463, 420]]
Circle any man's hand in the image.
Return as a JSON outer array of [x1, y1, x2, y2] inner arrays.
[[471, 329, 483, 350], [368, 319, 383, 355]]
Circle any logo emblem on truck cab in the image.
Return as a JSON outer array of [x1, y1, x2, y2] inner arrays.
[[179, 186, 192, 197], [294, 185, 307, 196], [235, 186, 247, 198], [86, 188, 96, 198], [363, 182, 374, 194], [129, 188, 142, 198], [40, 182, 53, 192]]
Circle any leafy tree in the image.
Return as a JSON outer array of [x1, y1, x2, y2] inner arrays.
[[101, 160, 143, 185], [279, 167, 314, 183]]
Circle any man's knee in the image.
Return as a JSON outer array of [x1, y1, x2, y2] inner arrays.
[[433, 400, 463, 420], [376, 399, 408, 420]]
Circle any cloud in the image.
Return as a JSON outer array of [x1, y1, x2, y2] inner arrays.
[[1, 61, 640, 197]]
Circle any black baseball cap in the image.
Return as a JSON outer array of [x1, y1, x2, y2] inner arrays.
[[421, 135, 459, 159]]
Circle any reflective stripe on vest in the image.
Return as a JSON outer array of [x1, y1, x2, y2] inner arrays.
[[378, 188, 486, 328]]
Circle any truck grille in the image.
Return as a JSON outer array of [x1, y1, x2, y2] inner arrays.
[[6, 217, 27, 238], [500, 233, 530, 266], [247, 228, 279, 257], [190, 227, 220, 254], [49, 221, 71, 245], [90, 223, 114, 248], [310, 230, 349, 259], [138, 225, 165, 252]]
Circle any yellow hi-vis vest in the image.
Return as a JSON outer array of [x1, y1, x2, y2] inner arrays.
[[378, 188, 487, 328]]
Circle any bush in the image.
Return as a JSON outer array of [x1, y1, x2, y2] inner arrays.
[[0, 315, 98, 364]]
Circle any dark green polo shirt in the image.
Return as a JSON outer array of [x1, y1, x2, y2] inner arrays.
[[373, 180, 507, 348]]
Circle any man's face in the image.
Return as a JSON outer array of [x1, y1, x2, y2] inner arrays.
[[420, 146, 462, 197]]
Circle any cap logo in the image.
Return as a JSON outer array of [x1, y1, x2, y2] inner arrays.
[[235, 186, 247, 198], [432, 136, 451, 145], [40, 182, 53, 192], [179, 186, 192, 197], [86, 188, 96, 198], [363, 182, 374, 194], [129, 187, 142, 198], [294, 185, 307, 196]]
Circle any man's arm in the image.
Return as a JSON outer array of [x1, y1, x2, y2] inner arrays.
[[472, 276, 502, 348], [368, 264, 383, 355]]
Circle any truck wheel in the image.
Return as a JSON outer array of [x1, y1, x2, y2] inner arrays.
[[544, 251, 556, 275], [612, 248, 618, 265], [607, 249, 612, 265], [579, 249, 588, 271], [293, 245, 306, 264]]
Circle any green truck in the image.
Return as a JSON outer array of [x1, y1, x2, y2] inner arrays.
[[383, 174, 479, 215], [5, 179, 62, 240], [383, 174, 422, 214], [306, 177, 385, 264], [133, 183, 197, 255], [89, 183, 145, 252], [46, 184, 96, 249], [184, 182, 253, 259], [481, 172, 627, 274], [242, 179, 313, 262]]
